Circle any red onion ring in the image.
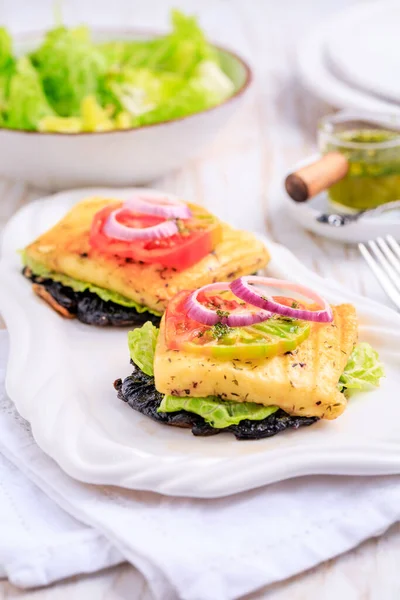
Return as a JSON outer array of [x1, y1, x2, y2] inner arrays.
[[186, 282, 272, 327], [229, 276, 333, 323], [125, 195, 192, 220], [103, 208, 178, 241]]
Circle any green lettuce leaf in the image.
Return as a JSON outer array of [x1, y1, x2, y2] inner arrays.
[[22, 252, 160, 315], [99, 10, 232, 126], [98, 38, 166, 71], [190, 60, 234, 103], [103, 67, 179, 118], [30, 26, 107, 116], [159, 9, 218, 77], [339, 342, 384, 394], [1, 11, 235, 131], [0, 27, 15, 123], [127, 322, 279, 429], [0, 27, 13, 71], [100, 10, 218, 77], [158, 396, 278, 429], [6, 57, 54, 130], [128, 321, 159, 376]]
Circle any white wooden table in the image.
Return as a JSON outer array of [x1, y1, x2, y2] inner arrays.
[[0, 0, 399, 598]]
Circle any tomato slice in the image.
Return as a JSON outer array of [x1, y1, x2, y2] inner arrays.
[[89, 203, 222, 270], [164, 291, 311, 360]]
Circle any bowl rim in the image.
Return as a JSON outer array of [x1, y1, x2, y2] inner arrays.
[[0, 27, 253, 137]]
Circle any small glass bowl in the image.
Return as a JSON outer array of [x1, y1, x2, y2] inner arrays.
[[318, 110, 400, 210]]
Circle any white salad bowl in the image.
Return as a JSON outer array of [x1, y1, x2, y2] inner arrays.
[[0, 30, 252, 191]]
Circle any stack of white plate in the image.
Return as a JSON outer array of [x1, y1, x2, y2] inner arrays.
[[297, 0, 400, 113]]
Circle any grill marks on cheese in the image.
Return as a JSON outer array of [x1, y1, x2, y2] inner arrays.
[[154, 305, 358, 420], [24, 197, 270, 313]]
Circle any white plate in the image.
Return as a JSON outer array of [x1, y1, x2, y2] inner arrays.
[[296, 14, 400, 114], [283, 155, 400, 243], [325, 1, 400, 105], [1, 188, 400, 499]]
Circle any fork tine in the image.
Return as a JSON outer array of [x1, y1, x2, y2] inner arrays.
[[386, 235, 400, 261], [368, 240, 400, 292], [359, 242, 400, 310], [376, 237, 400, 276]]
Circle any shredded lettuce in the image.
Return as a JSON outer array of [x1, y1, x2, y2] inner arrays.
[[158, 396, 278, 429], [339, 343, 384, 394], [128, 322, 159, 377], [22, 252, 160, 315], [0, 10, 235, 132]]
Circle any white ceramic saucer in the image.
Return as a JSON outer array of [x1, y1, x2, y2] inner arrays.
[[283, 156, 400, 244]]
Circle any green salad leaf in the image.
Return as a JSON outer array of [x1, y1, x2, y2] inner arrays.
[[0, 10, 235, 132], [0, 27, 13, 71], [0, 28, 14, 123], [154, 9, 218, 77], [128, 321, 159, 377], [134, 60, 234, 126], [51, 274, 157, 312], [158, 395, 278, 429], [30, 25, 107, 116], [103, 67, 178, 118], [339, 342, 384, 394], [6, 57, 54, 130], [22, 252, 160, 315]]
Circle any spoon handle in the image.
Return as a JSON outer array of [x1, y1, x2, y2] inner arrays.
[[317, 199, 400, 227]]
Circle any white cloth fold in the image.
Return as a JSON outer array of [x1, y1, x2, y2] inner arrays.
[[0, 329, 400, 599]]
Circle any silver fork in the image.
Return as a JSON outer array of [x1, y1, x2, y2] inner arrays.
[[359, 235, 400, 310]]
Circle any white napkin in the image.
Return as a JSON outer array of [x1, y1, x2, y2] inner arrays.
[[1, 329, 400, 600], [0, 331, 124, 587]]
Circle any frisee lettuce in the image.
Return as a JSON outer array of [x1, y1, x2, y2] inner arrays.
[[22, 252, 161, 315], [0, 10, 235, 132], [339, 342, 384, 394]]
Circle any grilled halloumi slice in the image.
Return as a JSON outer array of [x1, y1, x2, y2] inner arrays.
[[154, 304, 358, 420], [24, 197, 270, 313]]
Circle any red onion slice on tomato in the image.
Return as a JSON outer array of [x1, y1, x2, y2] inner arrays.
[[186, 282, 272, 327], [230, 276, 333, 323], [103, 208, 179, 241], [125, 195, 192, 220]]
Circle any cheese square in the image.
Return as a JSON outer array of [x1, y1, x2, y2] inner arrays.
[[154, 304, 358, 420], [24, 197, 270, 313]]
